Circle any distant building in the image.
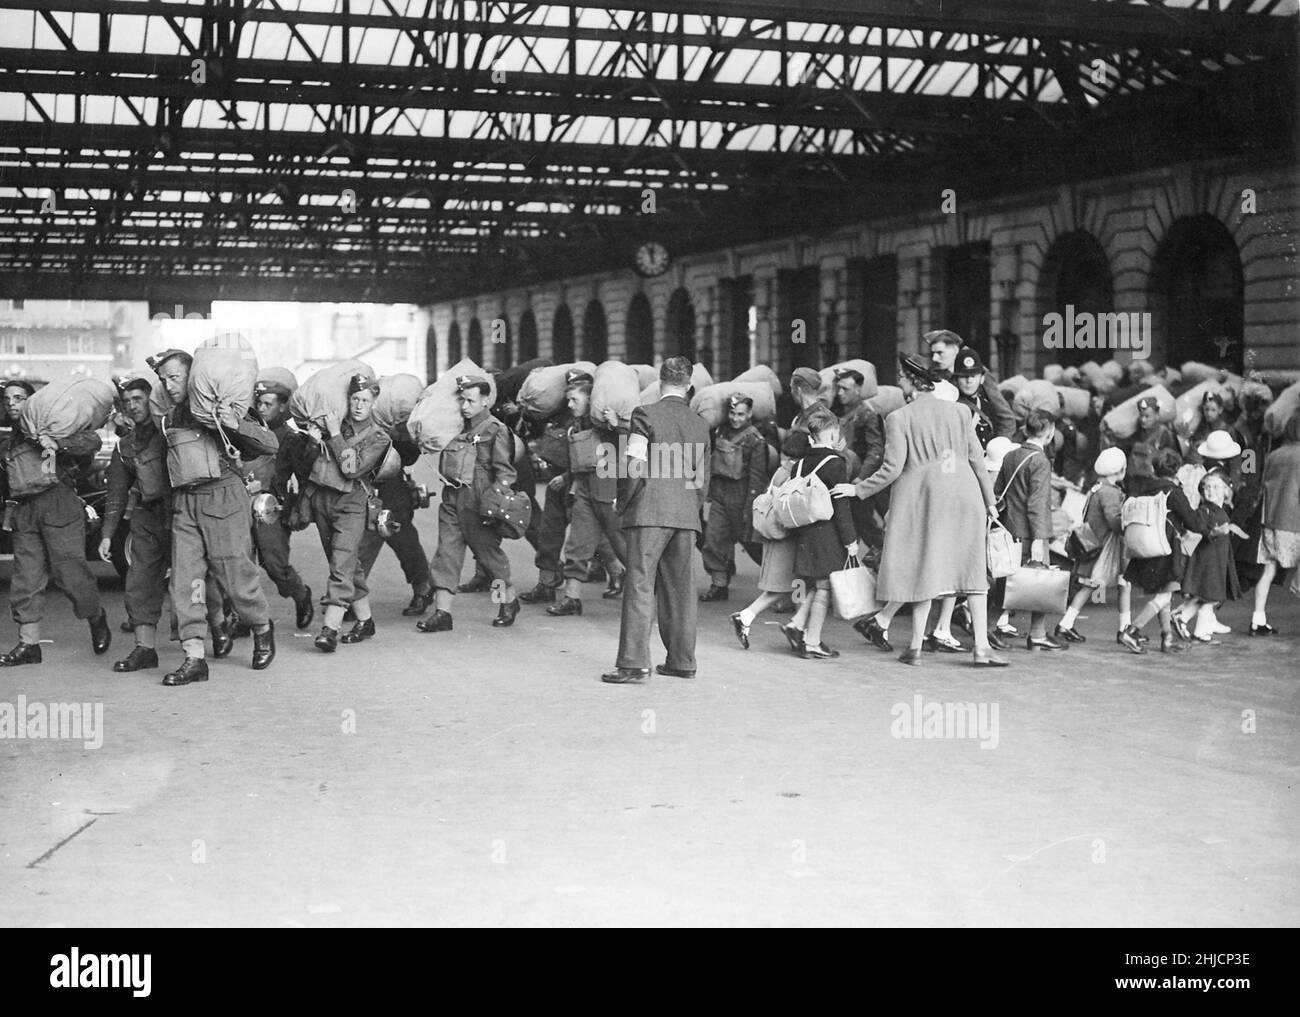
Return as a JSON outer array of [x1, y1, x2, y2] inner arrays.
[[0, 299, 132, 385]]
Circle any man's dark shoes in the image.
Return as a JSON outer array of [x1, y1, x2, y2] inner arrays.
[[416, 610, 453, 633], [699, 585, 729, 602], [89, 610, 112, 656], [314, 626, 339, 653], [601, 667, 650, 684], [546, 597, 583, 617], [402, 590, 433, 617], [210, 621, 234, 659], [251, 621, 276, 669], [492, 598, 521, 627], [340, 618, 375, 644], [458, 574, 492, 594], [655, 663, 695, 678], [119, 619, 134, 633], [602, 574, 624, 599], [295, 586, 315, 629], [162, 657, 209, 686], [519, 583, 557, 604], [113, 646, 158, 672], [0, 642, 41, 667]]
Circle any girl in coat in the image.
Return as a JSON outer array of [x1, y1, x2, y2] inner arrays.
[[1173, 471, 1238, 642], [1055, 447, 1131, 643]]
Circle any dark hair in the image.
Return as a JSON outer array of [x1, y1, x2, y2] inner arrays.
[[459, 381, 491, 397], [565, 380, 593, 399], [120, 377, 152, 397], [804, 407, 839, 436], [1151, 447, 1183, 478], [834, 368, 864, 388], [3, 379, 36, 396], [660, 356, 692, 389], [1025, 408, 1056, 438]]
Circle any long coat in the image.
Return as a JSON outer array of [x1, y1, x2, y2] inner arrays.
[[857, 394, 995, 602]]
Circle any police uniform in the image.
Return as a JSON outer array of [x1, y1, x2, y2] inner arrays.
[[0, 423, 110, 665], [425, 377, 517, 618], [355, 420, 433, 609], [700, 406, 775, 594]]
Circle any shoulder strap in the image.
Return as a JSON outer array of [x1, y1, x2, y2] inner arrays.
[[994, 448, 1039, 505]]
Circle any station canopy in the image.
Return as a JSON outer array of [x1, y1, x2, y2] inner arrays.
[[0, 0, 1294, 302]]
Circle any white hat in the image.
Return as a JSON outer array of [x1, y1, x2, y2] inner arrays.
[[933, 378, 959, 402], [984, 436, 1020, 473], [1197, 429, 1242, 461], [1094, 446, 1127, 477]]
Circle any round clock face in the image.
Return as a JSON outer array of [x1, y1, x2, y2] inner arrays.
[[634, 241, 670, 277]]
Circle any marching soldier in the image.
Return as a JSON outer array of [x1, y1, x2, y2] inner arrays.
[[355, 418, 435, 618], [151, 350, 277, 685], [299, 374, 392, 651], [546, 370, 627, 617], [248, 379, 315, 630], [0, 379, 112, 666], [699, 393, 775, 602], [98, 378, 170, 671], [418, 373, 520, 632]]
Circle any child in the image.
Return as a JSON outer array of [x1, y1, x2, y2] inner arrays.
[[1173, 472, 1238, 642], [1056, 447, 1131, 643]]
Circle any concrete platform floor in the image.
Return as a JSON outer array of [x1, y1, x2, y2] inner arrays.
[[1, 511, 1297, 927]]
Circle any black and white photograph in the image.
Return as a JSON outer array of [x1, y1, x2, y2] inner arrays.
[[0, 0, 1295, 957]]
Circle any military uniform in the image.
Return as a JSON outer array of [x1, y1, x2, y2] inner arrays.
[[1, 429, 105, 638], [356, 421, 431, 598], [429, 407, 516, 593], [700, 422, 774, 588], [837, 400, 887, 549], [560, 415, 627, 584], [102, 417, 171, 630], [165, 403, 277, 644], [244, 416, 311, 609], [302, 415, 391, 609]]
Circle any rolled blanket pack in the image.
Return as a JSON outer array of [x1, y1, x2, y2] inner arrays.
[[1042, 364, 1064, 385], [690, 381, 777, 429], [639, 362, 714, 404], [493, 357, 552, 406], [631, 363, 659, 389], [733, 363, 783, 398], [189, 332, 259, 428], [1013, 379, 1060, 419], [372, 373, 427, 434], [290, 359, 377, 427], [863, 385, 905, 417], [1263, 380, 1300, 437], [407, 357, 496, 451], [998, 374, 1029, 400], [518, 360, 596, 418], [1056, 385, 1090, 420], [257, 366, 300, 395]]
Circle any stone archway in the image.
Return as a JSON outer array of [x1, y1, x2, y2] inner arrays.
[[1151, 214, 1244, 371]]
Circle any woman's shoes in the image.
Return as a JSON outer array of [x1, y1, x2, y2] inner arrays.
[[952, 602, 974, 636], [801, 642, 839, 659], [1249, 622, 1276, 636], [897, 647, 922, 665], [1160, 632, 1185, 653], [1171, 614, 1192, 641], [1118, 625, 1146, 654], [780, 623, 806, 654], [1054, 624, 1086, 644], [971, 650, 1009, 667], [922, 633, 965, 653], [854, 615, 893, 652], [730, 613, 750, 650]]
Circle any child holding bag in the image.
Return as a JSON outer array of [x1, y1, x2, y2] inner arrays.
[[1056, 447, 1131, 642]]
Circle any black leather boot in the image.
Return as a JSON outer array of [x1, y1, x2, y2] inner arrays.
[[416, 610, 453, 632], [314, 625, 339, 652], [402, 590, 433, 616], [546, 597, 583, 616], [295, 585, 314, 629], [89, 609, 112, 655], [519, 583, 557, 604], [162, 657, 209, 686], [0, 642, 42, 666], [112, 646, 159, 672], [340, 618, 376, 643], [251, 621, 275, 669], [210, 621, 234, 659], [492, 598, 521, 627], [602, 573, 625, 599]]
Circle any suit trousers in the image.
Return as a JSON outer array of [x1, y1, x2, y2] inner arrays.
[[125, 498, 170, 626], [253, 517, 307, 601], [9, 482, 102, 625], [616, 526, 698, 672], [306, 483, 370, 607], [562, 481, 626, 582], [170, 475, 269, 641], [430, 485, 512, 593], [356, 474, 431, 593]]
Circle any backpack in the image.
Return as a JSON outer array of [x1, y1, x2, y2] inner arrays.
[[1122, 489, 1172, 558], [765, 454, 837, 532], [751, 465, 792, 540]]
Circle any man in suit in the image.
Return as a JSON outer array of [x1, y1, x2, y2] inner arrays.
[[602, 356, 711, 684]]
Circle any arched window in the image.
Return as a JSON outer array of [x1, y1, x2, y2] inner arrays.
[[1152, 215, 1244, 371], [666, 287, 695, 361], [582, 299, 608, 363], [1037, 231, 1114, 370], [446, 320, 462, 365], [466, 318, 483, 365], [626, 292, 654, 364], [552, 303, 574, 361], [425, 322, 439, 382], [518, 308, 539, 362]]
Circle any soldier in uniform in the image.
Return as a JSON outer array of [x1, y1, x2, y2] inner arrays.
[[355, 417, 435, 618], [98, 378, 171, 671], [248, 379, 315, 630], [832, 369, 887, 554], [699, 393, 775, 602], [299, 374, 392, 651], [152, 350, 277, 685], [0, 379, 112, 666], [546, 371, 627, 617], [418, 373, 520, 632]]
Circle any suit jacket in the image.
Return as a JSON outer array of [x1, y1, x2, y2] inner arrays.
[[996, 440, 1053, 541], [618, 394, 711, 530]]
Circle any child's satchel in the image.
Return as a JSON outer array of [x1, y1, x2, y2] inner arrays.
[[1065, 493, 1103, 562], [567, 427, 600, 473], [6, 441, 59, 499], [711, 436, 747, 480], [164, 425, 223, 489]]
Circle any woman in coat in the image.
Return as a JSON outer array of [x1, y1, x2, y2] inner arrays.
[[833, 354, 1006, 667], [1250, 410, 1300, 635]]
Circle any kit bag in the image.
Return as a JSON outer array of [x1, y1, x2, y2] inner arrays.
[[1122, 490, 1173, 558], [190, 333, 259, 429], [164, 424, 223, 489], [751, 466, 791, 541], [768, 455, 836, 531]]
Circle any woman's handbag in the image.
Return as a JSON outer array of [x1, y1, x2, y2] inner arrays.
[[1003, 562, 1070, 614], [986, 519, 1022, 579], [1065, 495, 1103, 562], [829, 555, 877, 620]]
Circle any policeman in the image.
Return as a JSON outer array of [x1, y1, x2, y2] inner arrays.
[[0, 379, 112, 666], [152, 350, 277, 685], [98, 378, 171, 671], [355, 417, 434, 618], [546, 371, 627, 617], [300, 374, 392, 651], [699, 393, 774, 601], [248, 380, 314, 630], [952, 348, 997, 450], [418, 373, 520, 631]]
